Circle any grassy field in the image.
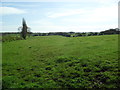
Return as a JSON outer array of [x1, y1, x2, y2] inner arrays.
[[2, 35, 119, 88]]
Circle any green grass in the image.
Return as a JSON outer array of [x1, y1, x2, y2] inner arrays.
[[2, 35, 23, 42], [2, 35, 119, 88]]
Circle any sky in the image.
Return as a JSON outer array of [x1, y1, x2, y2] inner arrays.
[[0, 0, 119, 32]]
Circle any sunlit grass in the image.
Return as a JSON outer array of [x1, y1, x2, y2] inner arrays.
[[2, 35, 119, 88]]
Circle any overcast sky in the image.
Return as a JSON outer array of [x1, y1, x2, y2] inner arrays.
[[0, 0, 119, 32]]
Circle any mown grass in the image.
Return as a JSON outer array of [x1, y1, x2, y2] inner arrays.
[[2, 35, 119, 88]]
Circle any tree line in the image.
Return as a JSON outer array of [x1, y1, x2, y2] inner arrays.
[[1, 28, 120, 38], [31, 28, 120, 37]]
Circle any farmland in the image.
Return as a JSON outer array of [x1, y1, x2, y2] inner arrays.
[[2, 35, 119, 88]]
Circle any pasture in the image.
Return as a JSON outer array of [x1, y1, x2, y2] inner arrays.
[[2, 35, 119, 88]]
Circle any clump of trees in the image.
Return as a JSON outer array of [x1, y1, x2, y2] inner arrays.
[[100, 28, 120, 35], [31, 28, 119, 37]]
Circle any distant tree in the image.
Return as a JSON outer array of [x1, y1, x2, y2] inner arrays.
[[81, 32, 86, 36], [77, 33, 82, 37], [48, 32, 55, 35], [41, 33, 47, 36], [93, 32, 98, 36], [18, 18, 31, 39], [38, 33, 42, 36], [65, 34, 71, 37], [100, 29, 119, 35], [69, 31, 75, 34]]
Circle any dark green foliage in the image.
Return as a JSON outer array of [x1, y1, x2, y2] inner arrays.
[[100, 28, 120, 35], [18, 18, 31, 39], [21, 18, 28, 39]]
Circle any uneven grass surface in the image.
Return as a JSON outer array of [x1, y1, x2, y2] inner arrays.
[[2, 35, 23, 42], [2, 35, 119, 88]]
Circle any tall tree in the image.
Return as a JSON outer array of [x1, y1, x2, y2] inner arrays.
[[18, 18, 31, 39], [21, 18, 27, 39]]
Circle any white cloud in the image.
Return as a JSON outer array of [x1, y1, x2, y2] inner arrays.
[[1, 1, 118, 32], [1, 0, 119, 3], [30, 19, 54, 26], [30, 25, 68, 32], [59, 5, 117, 26], [29, 23, 117, 33], [47, 3, 118, 19], [0, 7, 26, 15], [93, 5, 117, 18], [31, 4, 118, 32], [1, 25, 19, 32], [1, 23, 117, 32], [83, 0, 119, 3], [48, 9, 86, 18]]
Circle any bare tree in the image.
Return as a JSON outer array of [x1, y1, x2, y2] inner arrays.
[[18, 18, 31, 39]]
